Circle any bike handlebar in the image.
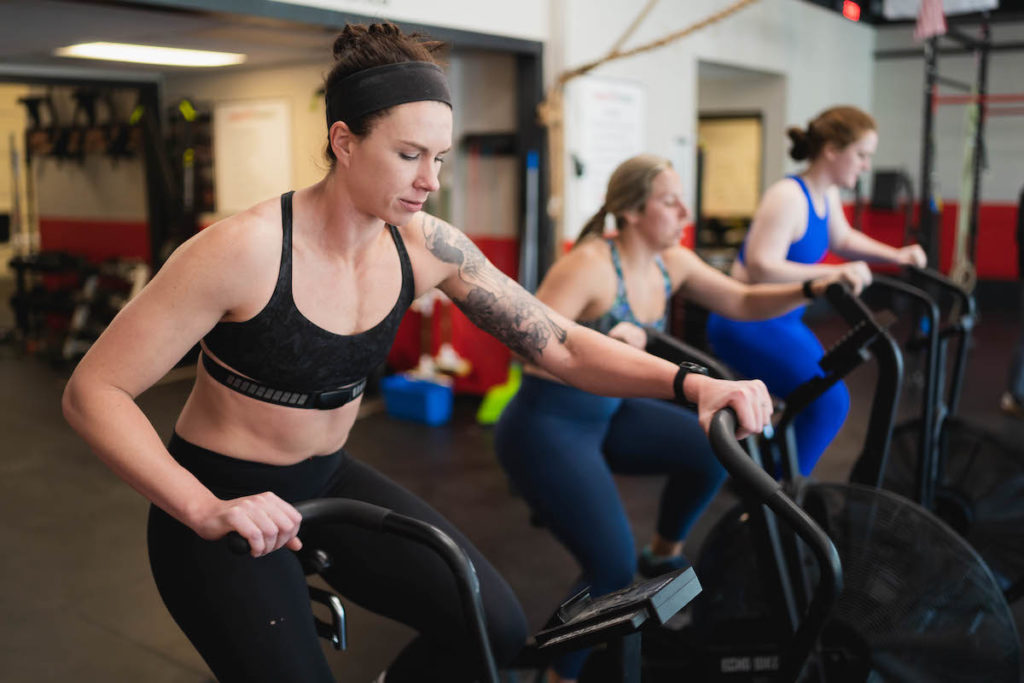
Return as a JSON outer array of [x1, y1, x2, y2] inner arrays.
[[709, 409, 843, 683], [225, 498, 499, 683], [902, 264, 976, 328]]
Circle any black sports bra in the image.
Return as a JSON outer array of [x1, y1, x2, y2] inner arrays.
[[201, 191, 415, 409]]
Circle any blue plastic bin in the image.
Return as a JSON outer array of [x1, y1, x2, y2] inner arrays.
[[380, 375, 454, 426]]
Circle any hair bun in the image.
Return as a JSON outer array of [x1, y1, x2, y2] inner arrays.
[[787, 126, 810, 161], [369, 22, 401, 37], [332, 24, 365, 60], [332, 22, 444, 63]]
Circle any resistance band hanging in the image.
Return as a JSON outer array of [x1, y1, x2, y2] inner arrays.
[[949, 92, 980, 291]]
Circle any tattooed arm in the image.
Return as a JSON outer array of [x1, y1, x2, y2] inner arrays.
[[420, 214, 568, 362], [417, 215, 771, 434]]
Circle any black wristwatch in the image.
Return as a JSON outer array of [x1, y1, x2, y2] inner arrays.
[[802, 279, 817, 299], [673, 361, 709, 406]]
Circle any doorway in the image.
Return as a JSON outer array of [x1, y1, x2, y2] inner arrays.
[[695, 61, 786, 270]]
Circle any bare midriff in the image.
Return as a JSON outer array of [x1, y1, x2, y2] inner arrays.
[[175, 359, 360, 466]]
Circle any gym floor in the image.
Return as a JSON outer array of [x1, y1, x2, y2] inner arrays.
[[1, 301, 1022, 682]]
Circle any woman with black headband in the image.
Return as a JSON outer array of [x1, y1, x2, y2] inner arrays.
[[62, 23, 771, 683]]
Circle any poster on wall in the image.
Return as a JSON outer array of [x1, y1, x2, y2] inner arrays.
[[566, 76, 646, 241], [698, 116, 763, 219], [214, 99, 291, 214]]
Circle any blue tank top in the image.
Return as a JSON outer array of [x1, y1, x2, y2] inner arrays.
[[578, 239, 673, 334], [738, 175, 829, 266], [202, 191, 415, 392]]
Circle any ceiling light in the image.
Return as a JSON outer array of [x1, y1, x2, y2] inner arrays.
[[55, 42, 246, 67]]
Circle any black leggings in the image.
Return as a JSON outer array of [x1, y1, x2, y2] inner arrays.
[[148, 433, 527, 683]]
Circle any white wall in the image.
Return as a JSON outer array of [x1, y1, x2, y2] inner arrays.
[[551, 0, 876, 238], [264, 0, 548, 42], [35, 156, 147, 219], [17, 86, 147, 221], [873, 20, 1024, 203]]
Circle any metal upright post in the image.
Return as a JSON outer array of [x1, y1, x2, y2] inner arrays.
[[516, 51, 552, 287], [967, 20, 991, 267], [918, 37, 939, 267]]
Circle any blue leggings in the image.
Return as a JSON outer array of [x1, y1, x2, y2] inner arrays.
[[706, 308, 850, 476], [493, 375, 726, 678]]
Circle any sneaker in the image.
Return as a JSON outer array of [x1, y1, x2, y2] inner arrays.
[[637, 546, 691, 579], [1000, 392, 1024, 419]]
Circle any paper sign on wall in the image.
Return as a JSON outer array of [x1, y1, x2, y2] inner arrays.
[[566, 76, 646, 241], [214, 99, 291, 214], [698, 117, 763, 219]]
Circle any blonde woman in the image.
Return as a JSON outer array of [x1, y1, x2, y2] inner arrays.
[[494, 154, 863, 682]]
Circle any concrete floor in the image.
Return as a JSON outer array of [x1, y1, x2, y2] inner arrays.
[[0, 297, 1022, 682]]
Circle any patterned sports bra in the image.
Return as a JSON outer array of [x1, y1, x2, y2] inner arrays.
[[578, 238, 673, 335], [201, 191, 415, 410]]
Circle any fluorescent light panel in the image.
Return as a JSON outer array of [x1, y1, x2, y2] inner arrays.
[[55, 42, 246, 67]]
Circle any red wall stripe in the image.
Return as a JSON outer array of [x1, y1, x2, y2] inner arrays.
[[39, 217, 151, 265], [838, 202, 1020, 279], [39, 203, 1018, 395]]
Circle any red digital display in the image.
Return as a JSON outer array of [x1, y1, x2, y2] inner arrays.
[[843, 0, 862, 21]]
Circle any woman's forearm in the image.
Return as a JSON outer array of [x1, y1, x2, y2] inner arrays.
[[832, 229, 902, 262], [62, 379, 218, 527], [532, 322, 772, 438], [728, 282, 811, 320], [537, 324, 679, 400], [744, 257, 838, 284]]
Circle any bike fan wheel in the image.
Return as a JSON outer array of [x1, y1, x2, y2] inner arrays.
[[804, 483, 1020, 682], [885, 418, 1024, 596]]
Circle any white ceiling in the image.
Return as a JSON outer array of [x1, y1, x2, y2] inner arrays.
[[0, 0, 338, 81]]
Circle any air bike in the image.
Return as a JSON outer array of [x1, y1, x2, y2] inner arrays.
[[226, 496, 703, 683], [225, 396, 846, 682], [865, 265, 1024, 607], [639, 281, 1020, 682]]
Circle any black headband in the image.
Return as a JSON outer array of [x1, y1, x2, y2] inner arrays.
[[326, 61, 451, 128]]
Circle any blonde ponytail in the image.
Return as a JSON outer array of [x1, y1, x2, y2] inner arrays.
[[572, 154, 672, 248]]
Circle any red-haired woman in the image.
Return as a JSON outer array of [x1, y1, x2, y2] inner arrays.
[[707, 106, 927, 477]]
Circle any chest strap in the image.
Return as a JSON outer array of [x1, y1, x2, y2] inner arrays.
[[201, 352, 365, 410]]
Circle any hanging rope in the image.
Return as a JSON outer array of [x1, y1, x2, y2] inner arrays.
[[608, 0, 661, 57], [554, 0, 760, 90], [538, 0, 761, 233]]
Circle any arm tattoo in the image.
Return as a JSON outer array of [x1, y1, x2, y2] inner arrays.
[[457, 287, 568, 362], [422, 216, 493, 284], [422, 216, 567, 362]]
